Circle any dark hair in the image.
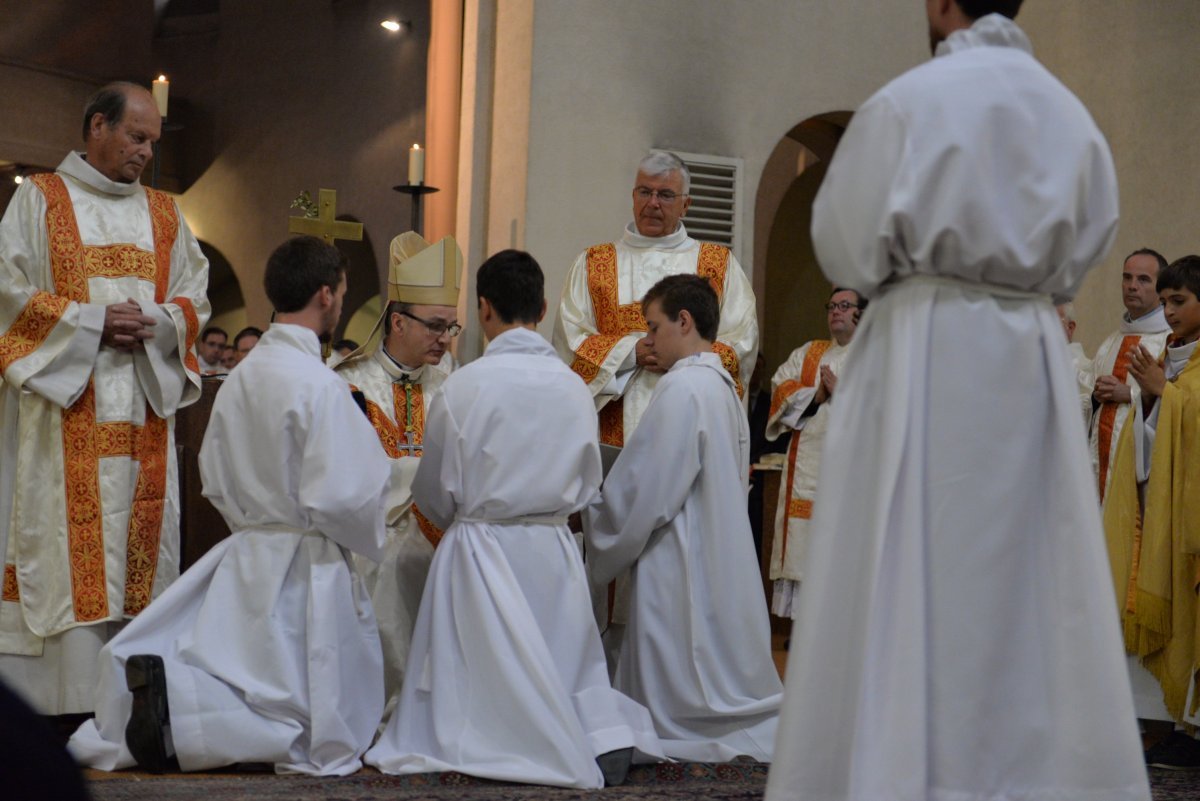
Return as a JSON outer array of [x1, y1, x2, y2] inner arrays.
[[476, 249, 544, 325], [264, 236, 347, 313], [1125, 247, 1168, 274], [201, 326, 227, 343], [82, 82, 140, 142], [1156, 255, 1200, 298], [829, 286, 868, 310], [642, 273, 719, 342], [233, 326, 263, 350], [955, 0, 1023, 20], [333, 339, 359, 352], [383, 301, 413, 336]]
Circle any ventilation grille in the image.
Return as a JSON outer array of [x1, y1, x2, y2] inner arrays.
[[673, 151, 742, 262]]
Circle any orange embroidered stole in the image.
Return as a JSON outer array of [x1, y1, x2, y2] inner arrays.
[[774, 341, 831, 564], [569, 241, 736, 446], [356, 379, 444, 548], [1096, 335, 1141, 502]]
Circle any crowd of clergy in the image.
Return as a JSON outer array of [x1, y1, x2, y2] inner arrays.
[[3, 2, 1200, 800]]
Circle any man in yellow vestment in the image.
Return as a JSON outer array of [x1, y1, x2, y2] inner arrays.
[[1105, 254, 1200, 767], [0, 82, 210, 716], [335, 231, 462, 712]]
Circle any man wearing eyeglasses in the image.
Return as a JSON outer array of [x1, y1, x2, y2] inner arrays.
[[763, 288, 864, 621], [335, 231, 462, 716], [555, 151, 758, 451]]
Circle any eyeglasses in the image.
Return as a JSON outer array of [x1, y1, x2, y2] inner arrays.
[[401, 311, 462, 337], [824, 301, 860, 312], [634, 187, 685, 203]]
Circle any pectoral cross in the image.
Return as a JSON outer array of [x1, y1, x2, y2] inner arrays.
[[287, 188, 364, 245]]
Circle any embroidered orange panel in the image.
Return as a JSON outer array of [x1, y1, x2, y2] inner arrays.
[[170, 296, 201, 375], [32, 173, 179, 622], [573, 241, 739, 444], [599, 398, 625, 448], [2, 564, 18, 602], [779, 341, 832, 564], [1096, 335, 1141, 502], [788, 499, 813, 519], [355, 381, 444, 548], [0, 291, 72, 375]]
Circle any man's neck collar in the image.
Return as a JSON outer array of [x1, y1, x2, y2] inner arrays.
[[60, 151, 143, 197], [622, 221, 689, 250]]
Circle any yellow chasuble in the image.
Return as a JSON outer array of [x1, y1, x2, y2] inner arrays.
[[1104, 343, 1200, 721]]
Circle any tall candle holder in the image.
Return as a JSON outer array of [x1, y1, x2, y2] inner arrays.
[[392, 183, 440, 235]]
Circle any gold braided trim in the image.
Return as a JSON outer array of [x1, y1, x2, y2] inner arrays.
[[1097, 335, 1141, 503], [696, 242, 729, 300], [712, 341, 743, 399], [413, 505, 443, 548], [599, 398, 624, 447], [61, 381, 108, 622], [0, 291, 71, 375], [146, 187, 179, 302], [123, 410, 168, 616], [2, 564, 17, 602], [170, 296, 201, 375]]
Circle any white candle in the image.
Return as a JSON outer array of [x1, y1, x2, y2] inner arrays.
[[408, 143, 424, 185], [152, 75, 169, 118]]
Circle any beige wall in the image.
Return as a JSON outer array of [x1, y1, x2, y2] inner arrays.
[[460, 0, 1200, 359]]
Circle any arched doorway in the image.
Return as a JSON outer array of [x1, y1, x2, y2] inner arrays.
[[200, 240, 246, 336], [754, 111, 852, 373]]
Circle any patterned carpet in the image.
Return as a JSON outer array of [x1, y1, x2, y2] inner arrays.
[[83, 763, 1200, 801]]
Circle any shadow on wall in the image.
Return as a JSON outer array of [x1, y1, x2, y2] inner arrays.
[[200, 240, 246, 337], [755, 111, 852, 375]]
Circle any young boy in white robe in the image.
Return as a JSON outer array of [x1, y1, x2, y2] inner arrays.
[[366, 250, 662, 789], [68, 236, 390, 775], [585, 274, 782, 762]]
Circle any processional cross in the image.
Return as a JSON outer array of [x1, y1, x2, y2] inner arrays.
[[287, 188, 364, 245]]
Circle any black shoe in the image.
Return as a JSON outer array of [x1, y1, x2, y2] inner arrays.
[[1146, 731, 1200, 770], [596, 747, 634, 787], [124, 655, 171, 773]]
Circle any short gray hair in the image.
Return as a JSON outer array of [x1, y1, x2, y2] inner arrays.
[[82, 81, 140, 142], [637, 151, 690, 195]]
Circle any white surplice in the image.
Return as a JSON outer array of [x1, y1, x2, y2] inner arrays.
[[335, 348, 451, 714], [366, 328, 662, 788], [0, 152, 209, 714], [1085, 306, 1170, 501], [69, 324, 390, 776], [585, 352, 782, 762], [765, 14, 1149, 801]]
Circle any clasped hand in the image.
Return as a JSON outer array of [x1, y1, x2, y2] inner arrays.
[[1127, 345, 1166, 401], [102, 299, 157, 352]]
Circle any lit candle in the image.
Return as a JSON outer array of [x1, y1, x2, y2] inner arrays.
[[152, 75, 169, 118], [408, 143, 425, 185]]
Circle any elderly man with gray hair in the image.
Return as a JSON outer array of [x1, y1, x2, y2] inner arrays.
[[553, 151, 758, 658]]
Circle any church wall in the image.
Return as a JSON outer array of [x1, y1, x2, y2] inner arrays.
[[504, 0, 1200, 357], [161, 0, 431, 330], [516, 0, 926, 348], [0, 61, 94, 171]]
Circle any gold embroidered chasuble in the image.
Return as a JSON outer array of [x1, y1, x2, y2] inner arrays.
[[0, 159, 208, 655], [553, 226, 759, 448], [1104, 343, 1200, 722]]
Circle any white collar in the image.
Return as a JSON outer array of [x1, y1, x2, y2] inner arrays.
[[621, 222, 692, 251], [58, 151, 144, 197], [935, 13, 1032, 59]]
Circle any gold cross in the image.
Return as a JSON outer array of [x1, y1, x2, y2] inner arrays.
[[287, 188, 363, 245]]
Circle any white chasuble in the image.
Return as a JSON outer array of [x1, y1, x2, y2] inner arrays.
[[1085, 306, 1170, 502], [765, 340, 848, 614], [335, 347, 449, 710], [766, 15, 1148, 801], [0, 153, 209, 714], [553, 223, 758, 447], [366, 328, 663, 788], [69, 324, 390, 775], [585, 353, 782, 762]]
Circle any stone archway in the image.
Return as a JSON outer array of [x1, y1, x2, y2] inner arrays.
[[753, 111, 852, 373], [199, 240, 246, 337]]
